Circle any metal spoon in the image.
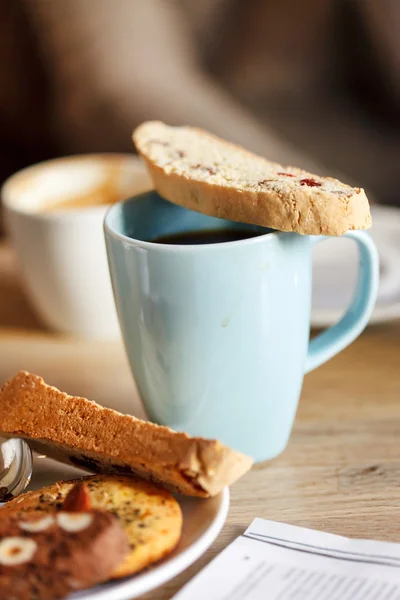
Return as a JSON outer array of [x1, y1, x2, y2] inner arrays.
[[0, 437, 33, 502]]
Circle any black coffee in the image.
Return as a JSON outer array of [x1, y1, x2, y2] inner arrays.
[[153, 229, 263, 245]]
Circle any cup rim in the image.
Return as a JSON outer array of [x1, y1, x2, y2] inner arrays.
[[1, 153, 149, 221], [104, 194, 296, 253]]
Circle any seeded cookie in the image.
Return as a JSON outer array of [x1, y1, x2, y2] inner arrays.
[[0, 483, 128, 600], [133, 120, 371, 236], [0, 474, 183, 579]]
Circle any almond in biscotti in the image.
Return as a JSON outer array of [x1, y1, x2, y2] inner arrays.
[[133, 120, 372, 236], [0, 537, 37, 566], [19, 515, 55, 533], [56, 512, 93, 532]]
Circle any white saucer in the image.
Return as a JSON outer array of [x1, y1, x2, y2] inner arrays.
[[312, 205, 400, 327], [23, 455, 230, 600]]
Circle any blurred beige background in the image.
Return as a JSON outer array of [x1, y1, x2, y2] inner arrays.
[[0, 0, 399, 221]]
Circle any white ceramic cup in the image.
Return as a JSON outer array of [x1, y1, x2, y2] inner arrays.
[[1, 154, 152, 338]]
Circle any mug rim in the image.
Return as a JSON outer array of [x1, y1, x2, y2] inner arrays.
[[104, 194, 297, 253], [1, 153, 150, 221]]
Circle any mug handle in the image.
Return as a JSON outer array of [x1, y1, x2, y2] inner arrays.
[[305, 230, 379, 374]]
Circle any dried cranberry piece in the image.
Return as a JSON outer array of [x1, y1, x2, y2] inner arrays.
[[300, 178, 322, 187], [192, 164, 216, 175]]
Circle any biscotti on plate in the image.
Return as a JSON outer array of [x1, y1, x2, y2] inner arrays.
[[133, 120, 371, 236], [0, 371, 252, 498]]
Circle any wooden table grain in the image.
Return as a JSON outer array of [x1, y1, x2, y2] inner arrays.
[[1, 244, 400, 600]]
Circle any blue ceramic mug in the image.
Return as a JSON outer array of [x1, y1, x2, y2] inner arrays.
[[104, 191, 379, 462]]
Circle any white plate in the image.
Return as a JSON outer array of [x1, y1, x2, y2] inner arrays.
[[22, 455, 230, 600], [312, 205, 400, 327]]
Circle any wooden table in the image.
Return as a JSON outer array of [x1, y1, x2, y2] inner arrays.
[[1, 244, 400, 599]]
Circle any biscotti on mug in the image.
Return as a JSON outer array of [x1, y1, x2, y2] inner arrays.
[[133, 120, 371, 236]]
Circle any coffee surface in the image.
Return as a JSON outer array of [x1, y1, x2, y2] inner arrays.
[[153, 229, 263, 245], [41, 167, 123, 212], [37, 158, 150, 212]]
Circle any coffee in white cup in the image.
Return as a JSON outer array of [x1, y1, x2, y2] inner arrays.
[[1, 154, 152, 338]]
